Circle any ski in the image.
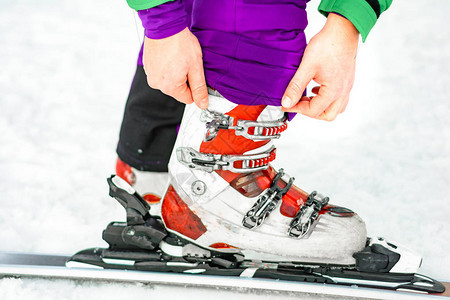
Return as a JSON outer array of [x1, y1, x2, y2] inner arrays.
[[0, 251, 448, 300], [66, 245, 446, 292]]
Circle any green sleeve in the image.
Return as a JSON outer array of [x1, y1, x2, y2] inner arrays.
[[318, 0, 392, 42], [126, 0, 173, 10]]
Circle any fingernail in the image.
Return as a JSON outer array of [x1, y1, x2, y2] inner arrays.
[[282, 96, 292, 108]]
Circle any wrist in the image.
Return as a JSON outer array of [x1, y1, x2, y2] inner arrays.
[[324, 13, 360, 43]]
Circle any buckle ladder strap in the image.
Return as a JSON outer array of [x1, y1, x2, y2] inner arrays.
[[288, 191, 329, 239], [177, 146, 277, 173], [242, 169, 294, 229], [201, 110, 288, 142]]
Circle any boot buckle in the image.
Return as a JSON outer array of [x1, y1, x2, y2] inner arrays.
[[201, 110, 234, 142], [234, 119, 288, 141], [288, 191, 329, 239], [242, 169, 294, 229], [201, 110, 288, 142], [177, 147, 276, 173]]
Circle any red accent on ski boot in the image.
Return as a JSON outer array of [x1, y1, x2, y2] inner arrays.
[[115, 158, 167, 203], [142, 193, 161, 204], [162, 185, 207, 240], [209, 243, 239, 250], [115, 158, 136, 186]]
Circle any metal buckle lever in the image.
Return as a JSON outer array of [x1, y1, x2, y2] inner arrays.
[[177, 146, 276, 173], [235, 119, 287, 141], [201, 110, 234, 142], [288, 191, 329, 239], [201, 110, 287, 142], [242, 169, 294, 229]]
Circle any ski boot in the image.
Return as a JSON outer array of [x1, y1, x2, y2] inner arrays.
[[155, 90, 367, 265], [116, 157, 168, 205]]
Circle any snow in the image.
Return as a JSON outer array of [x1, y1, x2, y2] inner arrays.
[[0, 277, 359, 300], [0, 0, 449, 298]]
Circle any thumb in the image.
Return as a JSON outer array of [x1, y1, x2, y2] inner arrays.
[[188, 62, 208, 110], [282, 63, 315, 109]]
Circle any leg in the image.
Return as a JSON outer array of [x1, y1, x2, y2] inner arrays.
[[117, 65, 185, 172], [116, 46, 185, 199]]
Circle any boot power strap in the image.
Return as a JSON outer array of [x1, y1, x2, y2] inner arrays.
[[176, 146, 276, 173], [201, 110, 288, 142]]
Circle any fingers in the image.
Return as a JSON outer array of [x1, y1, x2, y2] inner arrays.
[[283, 85, 347, 121], [339, 96, 350, 113], [141, 30, 208, 108], [288, 85, 334, 117], [187, 62, 208, 109], [145, 73, 194, 105], [316, 98, 343, 121], [282, 63, 314, 109], [169, 83, 194, 105]]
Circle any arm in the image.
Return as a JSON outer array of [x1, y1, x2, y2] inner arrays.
[[318, 0, 392, 42], [128, 0, 208, 109], [282, 0, 392, 121]]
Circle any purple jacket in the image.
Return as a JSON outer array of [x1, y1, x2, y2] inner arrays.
[[138, 0, 309, 107]]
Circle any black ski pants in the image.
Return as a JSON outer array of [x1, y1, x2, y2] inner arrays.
[[116, 65, 185, 172]]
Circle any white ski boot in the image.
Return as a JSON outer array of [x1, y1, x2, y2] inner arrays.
[[156, 91, 367, 265], [116, 158, 168, 205]]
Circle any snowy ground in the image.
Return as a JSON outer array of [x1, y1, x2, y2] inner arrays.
[[0, 0, 449, 299]]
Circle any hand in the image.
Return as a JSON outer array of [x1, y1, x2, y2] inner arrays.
[[281, 13, 360, 121], [143, 27, 208, 109]]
